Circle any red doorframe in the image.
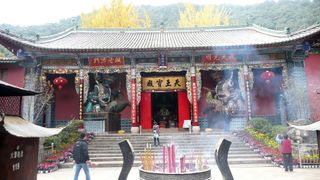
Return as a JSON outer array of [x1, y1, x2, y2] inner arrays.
[[140, 91, 190, 129], [140, 92, 152, 129], [178, 91, 190, 128]]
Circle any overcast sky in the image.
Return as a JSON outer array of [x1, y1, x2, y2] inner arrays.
[[0, 0, 267, 26]]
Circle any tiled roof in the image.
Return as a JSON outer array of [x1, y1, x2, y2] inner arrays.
[[0, 24, 320, 53]]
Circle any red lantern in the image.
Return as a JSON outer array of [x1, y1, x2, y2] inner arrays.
[[53, 76, 68, 90], [260, 70, 275, 84]]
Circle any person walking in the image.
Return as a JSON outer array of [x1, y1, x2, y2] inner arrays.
[[153, 121, 160, 146], [276, 134, 293, 172], [73, 132, 92, 180]]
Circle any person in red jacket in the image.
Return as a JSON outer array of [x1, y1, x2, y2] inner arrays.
[[276, 134, 293, 172]]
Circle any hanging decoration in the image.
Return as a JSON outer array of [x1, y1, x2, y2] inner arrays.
[[260, 70, 275, 84], [53, 76, 68, 90]]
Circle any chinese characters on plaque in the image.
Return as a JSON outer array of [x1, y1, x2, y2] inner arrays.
[[142, 76, 186, 91], [158, 51, 167, 67], [10, 146, 24, 172], [202, 54, 238, 64], [88, 57, 125, 66], [131, 79, 137, 124]]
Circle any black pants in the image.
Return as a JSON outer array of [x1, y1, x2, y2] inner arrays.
[[283, 153, 293, 171], [153, 137, 160, 146]]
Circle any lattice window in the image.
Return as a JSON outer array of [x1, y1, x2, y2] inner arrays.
[[0, 96, 21, 116]]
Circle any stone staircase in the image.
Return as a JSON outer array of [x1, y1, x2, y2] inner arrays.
[[61, 131, 271, 168]]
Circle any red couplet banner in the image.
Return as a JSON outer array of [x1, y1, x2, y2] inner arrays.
[[178, 91, 190, 128]]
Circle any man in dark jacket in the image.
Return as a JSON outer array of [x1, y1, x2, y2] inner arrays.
[[73, 132, 91, 180], [276, 134, 293, 172]]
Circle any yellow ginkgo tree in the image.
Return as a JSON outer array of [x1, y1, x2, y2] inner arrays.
[[81, 0, 151, 28], [179, 3, 230, 28]]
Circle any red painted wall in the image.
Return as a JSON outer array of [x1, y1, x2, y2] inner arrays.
[[54, 78, 79, 120], [251, 84, 276, 116], [305, 54, 320, 121], [177, 91, 190, 128], [140, 92, 152, 129], [0, 64, 25, 87], [117, 74, 130, 119]]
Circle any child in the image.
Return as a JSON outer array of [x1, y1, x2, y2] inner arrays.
[[153, 121, 160, 146]]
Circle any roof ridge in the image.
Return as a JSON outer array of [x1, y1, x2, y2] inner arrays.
[[290, 23, 320, 36], [252, 24, 288, 37], [38, 26, 76, 41], [0, 28, 35, 42], [76, 24, 250, 33]]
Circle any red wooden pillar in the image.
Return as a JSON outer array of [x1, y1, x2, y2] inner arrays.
[[178, 91, 190, 128], [140, 92, 152, 129], [190, 67, 200, 132], [130, 69, 139, 133]]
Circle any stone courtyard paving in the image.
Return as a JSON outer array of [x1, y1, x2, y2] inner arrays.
[[38, 165, 320, 180]]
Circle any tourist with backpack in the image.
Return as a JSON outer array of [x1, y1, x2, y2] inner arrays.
[[73, 132, 92, 180]]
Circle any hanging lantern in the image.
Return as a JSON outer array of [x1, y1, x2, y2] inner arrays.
[[53, 76, 68, 90], [260, 70, 275, 84]]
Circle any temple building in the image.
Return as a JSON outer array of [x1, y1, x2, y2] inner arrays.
[[0, 24, 320, 133]]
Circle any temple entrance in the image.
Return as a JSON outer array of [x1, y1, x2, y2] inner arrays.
[[139, 71, 190, 129], [151, 92, 178, 128]]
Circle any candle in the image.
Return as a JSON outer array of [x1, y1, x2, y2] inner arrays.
[[162, 145, 166, 173], [172, 144, 176, 173], [168, 145, 171, 173]]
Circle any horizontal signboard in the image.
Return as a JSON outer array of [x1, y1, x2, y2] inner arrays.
[[202, 55, 238, 64], [88, 57, 125, 66], [142, 76, 186, 91]]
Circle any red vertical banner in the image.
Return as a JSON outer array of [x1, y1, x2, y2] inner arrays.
[[131, 78, 138, 127], [178, 91, 190, 128], [139, 92, 152, 129], [191, 76, 199, 126], [79, 79, 84, 120]]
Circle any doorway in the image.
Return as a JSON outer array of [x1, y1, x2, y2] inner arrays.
[[151, 92, 178, 128]]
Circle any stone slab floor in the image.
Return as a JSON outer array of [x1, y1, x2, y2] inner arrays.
[[38, 165, 320, 180]]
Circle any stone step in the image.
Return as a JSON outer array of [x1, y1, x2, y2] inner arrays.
[[94, 132, 228, 136], [88, 150, 259, 157], [60, 132, 272, 168], [88, 146, 250, 152], [89, 154, 261, 161], [60, 158, 271, 168], [88, 145, 251, 150], [91, 137, 238, 142], [88, 145, 249, 150]]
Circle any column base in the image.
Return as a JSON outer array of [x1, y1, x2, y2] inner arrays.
[[131, 126, 139, 134], [192, 126, 200, 134]]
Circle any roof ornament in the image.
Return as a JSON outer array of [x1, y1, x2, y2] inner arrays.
[[160, 22, 164, 32], [35, 34, 40, 40], [285, 27, 291, 35]]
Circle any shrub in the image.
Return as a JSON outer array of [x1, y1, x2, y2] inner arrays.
[[251, 117, 271, 132], [44, 120, 83, 152]]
